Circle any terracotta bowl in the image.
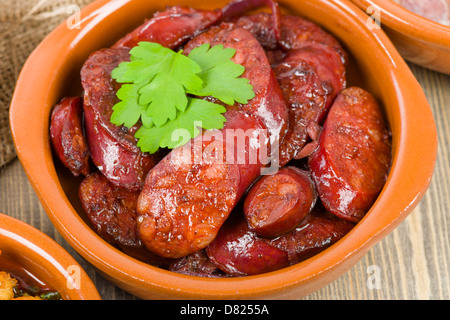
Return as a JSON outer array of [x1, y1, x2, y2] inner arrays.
[[9, 0, 437, 299], [0, 213, 100, 300], [351, 0, 450, 74]]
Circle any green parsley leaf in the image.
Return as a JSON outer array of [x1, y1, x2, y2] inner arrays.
[[112, 42, 203, 127], [188, 44, 255, 105], [135, 98, 227, 153], [110, 41, 255, 154], [110, 83, 153, 128]]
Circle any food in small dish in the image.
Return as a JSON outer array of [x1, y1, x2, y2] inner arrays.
[[0, 251, 61, 300], [0, 214, 100, 300]]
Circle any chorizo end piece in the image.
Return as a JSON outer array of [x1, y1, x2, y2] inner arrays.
[[308, 87, 392, 222], [50, 96, 90, 176], [244, 167, 317, 238]]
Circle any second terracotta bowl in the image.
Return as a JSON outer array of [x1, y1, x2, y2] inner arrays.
[[10, 0, 437, 299], [352, 0, 450, 74], [0, 213, 100, 300]]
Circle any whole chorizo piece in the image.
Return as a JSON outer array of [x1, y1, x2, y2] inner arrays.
[[50, 96, 90, 176], [112, 6, 222, 49], [137, 26, 288, 259], [81, 48, 161, 191], [308, 87, 392, 222], [206, 214, 290, 276], [137, 111, 268, 259], [244, 167, 317, 238]]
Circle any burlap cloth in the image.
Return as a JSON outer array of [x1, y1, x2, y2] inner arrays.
[[0, 0, 93, 168]]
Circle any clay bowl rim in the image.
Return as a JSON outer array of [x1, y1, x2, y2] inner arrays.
[[0, 213, 101, 300], [9, 0, 437, 299], [352, 0, 450, 47]]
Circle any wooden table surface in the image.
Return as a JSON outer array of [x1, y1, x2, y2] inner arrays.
[[1, 62, 449, 300]]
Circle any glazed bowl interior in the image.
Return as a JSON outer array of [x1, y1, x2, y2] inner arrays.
[[10, 0, 437, 299], [0, 213, 100, 300], [351, 0, 450, 74]]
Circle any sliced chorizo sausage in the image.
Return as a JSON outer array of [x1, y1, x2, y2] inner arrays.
[[221, 0, 282, 45], [235, 13, 347, 165], [50, 96, 90, 176], [206, 214, 290, 276], [169, 250, 225, 278], [275, 44, 346, 166], [308, 87, 392, 222], [235, 12, 347, 63], [244, 167, 317, 238], [137, 111, 268, 259], [395, 0, 450, 26], [113, 6, 222, 49], [79, 171, 142, 247], [183, 23, 288, 149], [207, 206, 355, 276], [137, 25, 288, 259], [81, 48, 161, 191], [269, 206, 356, 263], [79, 171, 172, 267]]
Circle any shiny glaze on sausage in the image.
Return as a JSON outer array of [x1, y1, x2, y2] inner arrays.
[[308, 87, 392, 222], [50, 96, 90, 176]]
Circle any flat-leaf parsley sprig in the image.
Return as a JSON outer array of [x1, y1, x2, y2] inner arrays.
[[110, 42, 255, 154]]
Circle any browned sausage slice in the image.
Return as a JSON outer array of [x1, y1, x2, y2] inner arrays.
[[113, 6, 222, 49], [169, 250, 225, 278], [137, 111, 268, 259], [81, 48, 161, 191], [275, 44, 346, 166], [81, 47, 136, 152], [137, 25, 288, 259], [235, 13, 347, 165], [278, 14, 347, 62], [50, 96, 90, 176], [269, 207, 356, 263], [207, 207, 355, 276], [396, 0, 449, 25], [79, 171, 142, 247], [244, 167, 317, 238], [206, 214, 290, 276], [235, 12, 347, 63], [308, 87, 392, 222]]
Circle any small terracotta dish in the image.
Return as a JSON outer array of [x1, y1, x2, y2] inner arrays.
[[10, 0, 437, 299], [0, 213, 100, 300], [351, 0, 450, 74]]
